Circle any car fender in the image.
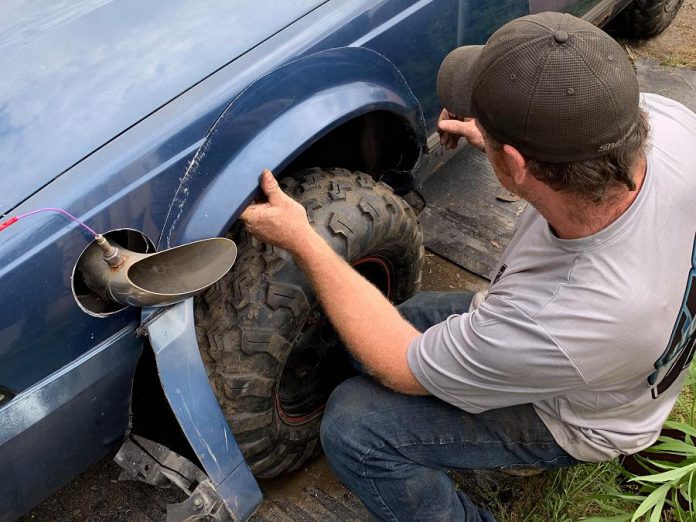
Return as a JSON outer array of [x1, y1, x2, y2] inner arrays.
[[142, 300, 262, 520], [160, 46, 426, 249]]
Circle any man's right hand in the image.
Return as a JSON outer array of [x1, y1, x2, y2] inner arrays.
[[437, 109, 485, 153], [239, 170, 315, 256]]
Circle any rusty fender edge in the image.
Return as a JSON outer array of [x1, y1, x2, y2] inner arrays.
[[142, 299, 262, 521]]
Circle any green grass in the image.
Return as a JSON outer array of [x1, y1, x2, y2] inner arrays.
[[461, 461, 632, 521], [660, 55, 693, 68]]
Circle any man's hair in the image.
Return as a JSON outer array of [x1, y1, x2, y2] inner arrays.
[[485, 110, 650, 203]]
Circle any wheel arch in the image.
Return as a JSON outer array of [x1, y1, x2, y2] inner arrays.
[[160, 46, 426, 249], [281, 109, 421, 185]]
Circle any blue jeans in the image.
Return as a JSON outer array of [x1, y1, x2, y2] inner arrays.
[[320, 291, 578, 521]]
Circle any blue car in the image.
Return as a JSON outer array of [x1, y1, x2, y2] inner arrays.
[[0, 0, 682, 520]]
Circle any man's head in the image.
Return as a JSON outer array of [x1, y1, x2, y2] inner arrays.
[[437, 12, 647, 203]]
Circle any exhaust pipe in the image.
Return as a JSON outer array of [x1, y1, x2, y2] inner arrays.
[[79, 236, 237, 308]]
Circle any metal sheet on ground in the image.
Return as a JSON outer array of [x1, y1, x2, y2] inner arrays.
[[419, 146, 526, 279], [636, 59, 696, 112]]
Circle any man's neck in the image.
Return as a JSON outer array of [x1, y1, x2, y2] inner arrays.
[[536, 155, 647, 240]]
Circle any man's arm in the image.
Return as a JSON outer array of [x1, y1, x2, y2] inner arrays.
[[240, 170, 428, 395]]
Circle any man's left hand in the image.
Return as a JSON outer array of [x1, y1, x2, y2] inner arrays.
[[437, 109, 485, 152]]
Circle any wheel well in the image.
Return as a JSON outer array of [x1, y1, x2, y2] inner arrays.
[[129, 342, 201, 466], [282, 110, 420, 185]]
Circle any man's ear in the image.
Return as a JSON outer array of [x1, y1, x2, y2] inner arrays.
[[501, 145, 528, 185]]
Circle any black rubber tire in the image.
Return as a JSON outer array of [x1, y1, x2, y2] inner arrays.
[[195, 168, 424, 478], [608, 0, 684, 38]]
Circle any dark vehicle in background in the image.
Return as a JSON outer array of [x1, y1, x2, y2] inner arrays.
[[0, 0, 682, 520]]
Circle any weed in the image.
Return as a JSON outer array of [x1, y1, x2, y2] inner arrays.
[[584, 366, 696, 521], [660, 55, 692, 68]]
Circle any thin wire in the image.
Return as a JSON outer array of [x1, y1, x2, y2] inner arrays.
[[15, 208, 98, 236]]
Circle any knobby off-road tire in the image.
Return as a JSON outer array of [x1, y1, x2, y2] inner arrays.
[[195, 168, 424, 478], [609, 0, 684, 38]]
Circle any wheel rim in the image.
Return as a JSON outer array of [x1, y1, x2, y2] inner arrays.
[[352, 255, 393, 299], [275, 255, 394, 425], [276, 311, 339, 425]]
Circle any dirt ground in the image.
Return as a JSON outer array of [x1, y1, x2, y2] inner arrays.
[[623, 0, 696, 67], [421, 251, 489, 292]]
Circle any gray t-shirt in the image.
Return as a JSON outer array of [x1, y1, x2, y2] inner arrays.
[[408, 93, 696, 462]]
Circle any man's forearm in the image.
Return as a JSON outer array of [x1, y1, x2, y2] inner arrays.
[[293, 230, 427, 394]]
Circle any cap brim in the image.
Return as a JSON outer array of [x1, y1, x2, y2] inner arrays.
[[436, 45, 484, 119]]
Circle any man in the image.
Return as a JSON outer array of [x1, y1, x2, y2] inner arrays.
[[240, 12, 696, 521]]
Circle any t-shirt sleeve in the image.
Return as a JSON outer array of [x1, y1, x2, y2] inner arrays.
[[407, 294, 588, 413]]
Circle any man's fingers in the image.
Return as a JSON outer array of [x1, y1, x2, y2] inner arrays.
[[438, 131, 459, 149], [437, 118, 466, 135], [239, 203, 258, 223], [259, 169, 285, 204], [436, 108, 450, 131]]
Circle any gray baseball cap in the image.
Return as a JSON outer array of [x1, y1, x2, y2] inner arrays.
[[437, 12, 640, 162]]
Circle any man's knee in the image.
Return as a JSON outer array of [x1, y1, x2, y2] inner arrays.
[[320, 376, 389, 475], [321, 376, 370, 455]]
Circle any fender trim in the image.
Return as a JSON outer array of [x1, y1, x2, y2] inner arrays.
[[161, 46, 425, 248], [144, 300, 262, 521]]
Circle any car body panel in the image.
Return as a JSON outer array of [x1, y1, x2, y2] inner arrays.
[[0, 325, 141, 520], [0, 2, 460, 514], [0, 0, 621, 518]]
